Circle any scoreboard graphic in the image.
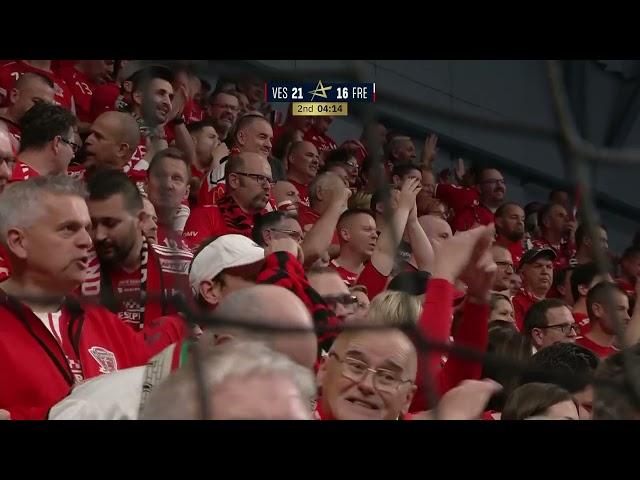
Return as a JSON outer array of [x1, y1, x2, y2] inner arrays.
[[266, 80, 375, 116]]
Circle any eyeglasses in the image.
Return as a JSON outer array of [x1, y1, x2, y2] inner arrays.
[[269, 228, 302, 242], [322, 294, 358, 312], [233, 172, 274, 187], [480, 179, 506, 186], [58, 136, 81, 154], [212, 103, 239, 112], [329, 352, 413, 393], [496, 261, 515, 272], [538, 323, 580, 336]]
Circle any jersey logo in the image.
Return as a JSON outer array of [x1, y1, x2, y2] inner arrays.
[[88, 346, 118, 374]]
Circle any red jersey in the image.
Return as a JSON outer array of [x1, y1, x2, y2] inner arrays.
[[9, 160, 40, 182], [532, 236, 576, 271], [0, 292, 151, 420], [573, 311, 590, 333], [576, 335, 618, 359], [157, 223, 191, 252], [303, 126, 337, 153], [435, 183, 494, 232], [495, 234, 524, 267], [513, 289, 543, 331], [80, 241, 193, 333], [182, 194, 270, 251], [288, 178, 310, 206], [0, 61, 73, 110], [90, 83, 121, 119], [56, 66, 96, 123], [329, 261, 388, 300]]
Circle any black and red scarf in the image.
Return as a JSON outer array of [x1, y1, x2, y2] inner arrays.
[[216, 194, 263, 237]]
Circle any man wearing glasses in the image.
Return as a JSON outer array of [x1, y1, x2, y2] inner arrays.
[[183, 152, 273, 251], [491, 244, 514, 294], [9, 102, 77, 182], [435, 166, 507, 233], [206, 90, 239, 143], [524, 298, 579, 352], [316, 328, 417, 420]]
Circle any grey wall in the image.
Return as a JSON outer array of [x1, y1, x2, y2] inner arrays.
[[216, 60, 640, 253]]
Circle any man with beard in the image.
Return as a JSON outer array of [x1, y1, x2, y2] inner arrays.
[[206, 90, 239, 143], [286, 141, 319, 206], [436, 166, 506, 233], [533, 203, 576, 271], [127, 66, 195, 170], [494, 202, 526, 266], [512, 248, 556, 331], [183, 152, 273, 250], [83, 170, 192, 338]]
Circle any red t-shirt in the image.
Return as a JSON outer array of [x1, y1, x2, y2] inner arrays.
[[329, 261, 388, 300], [0, 243, 11, 283], [0, 61, 73, 110], [330, 261, 359, 285], [288, 178, 310, 207], [90, 83, 121, 119], [435, 183, 494, 232], [56, 66, 96, 123], [107, 267, 144, 329], [573, 311, 590, 331], [512, 289, 542, 331], [495, 234, 524, 267], [575, 335, 618, 359]]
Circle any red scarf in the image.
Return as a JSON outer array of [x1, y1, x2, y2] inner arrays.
[[216, 193, 264, 237]]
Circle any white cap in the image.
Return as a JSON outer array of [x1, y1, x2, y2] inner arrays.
[[189, 234, 265, 294]]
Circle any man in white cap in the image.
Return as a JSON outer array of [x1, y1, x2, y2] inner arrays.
[[49, 234, 316, 420]]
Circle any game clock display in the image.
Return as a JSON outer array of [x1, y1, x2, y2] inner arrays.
[[266, 80, 375, 116]]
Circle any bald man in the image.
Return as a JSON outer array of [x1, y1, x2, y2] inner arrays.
[[83, 111, 141, 171], [286, 140, 320, 206], [317, 329, 418, 420], [49, 284, 317, 419], [0, 72, 56, 150], [272, 180, 301, 212], [418, 214, 452, 251]]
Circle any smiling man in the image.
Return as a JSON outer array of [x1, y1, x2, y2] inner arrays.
[[317, 328, 417, 420], [286, 141, 320, 206]]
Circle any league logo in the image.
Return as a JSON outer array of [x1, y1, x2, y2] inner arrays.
[[88, 346, 118, 374]]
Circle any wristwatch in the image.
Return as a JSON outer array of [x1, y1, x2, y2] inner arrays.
[[171, 116, 185, 126]]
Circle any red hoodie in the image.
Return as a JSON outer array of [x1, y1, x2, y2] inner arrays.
[[0, 292, 151, 419]]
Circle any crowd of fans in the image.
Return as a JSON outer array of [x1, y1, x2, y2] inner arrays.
[[1, 59, 640, 420]]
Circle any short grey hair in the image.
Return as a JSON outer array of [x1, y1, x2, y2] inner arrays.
[[0, 175, 87, 242], [309, 171, 342, 208], [140, 341, 317, 420]]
